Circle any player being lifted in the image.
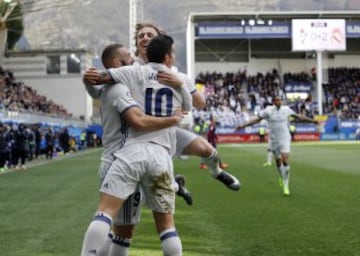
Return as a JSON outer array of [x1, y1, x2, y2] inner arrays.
[[84, 42, 192, 255], [236, 96, 318, 196], [126, 22, 240, 191]]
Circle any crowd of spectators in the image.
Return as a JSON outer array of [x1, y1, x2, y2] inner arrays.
[[323, 67, 360, 120], [195, 67, 359, 127], [0, 66, 73, 118]]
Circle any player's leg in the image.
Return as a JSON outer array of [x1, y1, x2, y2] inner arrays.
[[272, 143, 286, 188], [264, 139, 273, 166], [185, 137, 240, 190], [176, 128, 240, 191], [107, 225, 135, 256], [81, 192, 125, 256], [174, 174, 193, 206], [143, 145, 182, 255], [107, 189, 142, 256], [81, 153, 138, 256], [178, 112, 193, 160], [280, 141, 291, 196], [153, 212, 182, 256]]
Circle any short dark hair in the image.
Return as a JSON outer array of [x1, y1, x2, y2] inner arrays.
[[101, 43, 124, 68], [146, 34, 173, 63]]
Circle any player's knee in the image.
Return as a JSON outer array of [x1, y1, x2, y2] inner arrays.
[[183, 137, 212, 157]]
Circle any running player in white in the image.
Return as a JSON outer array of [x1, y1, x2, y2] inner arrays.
[[81, 34, 191, 256], [236, 96, 318, 196], [84, 43, 191, 256], [132, 22, 240, 191]]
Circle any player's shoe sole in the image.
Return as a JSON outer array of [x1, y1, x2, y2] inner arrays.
[[215, 171, 240, 191], [175, 175, 193, 206]]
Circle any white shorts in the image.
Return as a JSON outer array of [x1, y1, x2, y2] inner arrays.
[[100, 142, 175, 214], [99, 160, 142, 225], [174, 127, 198, 158], [270, 139, 291, 158], [178, 112, 194, 130]]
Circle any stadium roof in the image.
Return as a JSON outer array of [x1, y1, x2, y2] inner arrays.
[[189, 11, 360, 21]]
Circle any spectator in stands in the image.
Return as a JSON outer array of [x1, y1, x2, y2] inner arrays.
[[0, 66, 74, 118]]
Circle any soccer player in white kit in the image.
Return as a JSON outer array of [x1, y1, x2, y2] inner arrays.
[[236, 96, 318, 196], [81, 34, 191, 256], [133, 22, 240, 191], [84, 43, 191, 255]]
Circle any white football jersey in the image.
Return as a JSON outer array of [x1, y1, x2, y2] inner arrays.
[[100, 83, 139, 162], [259, 105, 295, 142], [108, 63, 192, 156]]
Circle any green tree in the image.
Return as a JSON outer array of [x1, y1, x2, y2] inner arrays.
[[0, 0, 23, 50]]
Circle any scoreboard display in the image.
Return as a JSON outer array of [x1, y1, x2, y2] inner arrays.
[[292, 19, 346, 51]]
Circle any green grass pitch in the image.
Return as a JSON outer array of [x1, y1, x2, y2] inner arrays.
[[0, 142, 359, 256]]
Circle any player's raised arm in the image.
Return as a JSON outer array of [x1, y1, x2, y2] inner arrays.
[[235, 116, 263, 130], [292, 113, 319, 125]]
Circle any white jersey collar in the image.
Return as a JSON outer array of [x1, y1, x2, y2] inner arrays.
[[148, 62, 172, 72]]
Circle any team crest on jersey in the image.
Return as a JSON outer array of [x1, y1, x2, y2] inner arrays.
[[126, 91, 133, 98]]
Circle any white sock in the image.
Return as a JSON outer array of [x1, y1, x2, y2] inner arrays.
[[201, 149, 221, 177], [97, 232, 113, 256], [277, 164, 283, 177], [109, 234, 131, 256], [283, 165, 290, 187], [172, 181, 179, 193], [267, 151, 272, 164], [97, 231, 114, 256], [160, 228, 182, 256], [81, 212, 112, 256]]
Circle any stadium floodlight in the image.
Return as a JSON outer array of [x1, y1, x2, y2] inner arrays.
[[248, 19, 255, 26], [256, 19, 265, 25]]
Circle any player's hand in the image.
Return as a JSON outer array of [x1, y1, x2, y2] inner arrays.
[[157, 71, 183, 89], [83, 68, 101, 85], [173, 108, 184, 123]]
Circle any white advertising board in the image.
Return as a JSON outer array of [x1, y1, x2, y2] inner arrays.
[[292, 19, 346, 51]]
